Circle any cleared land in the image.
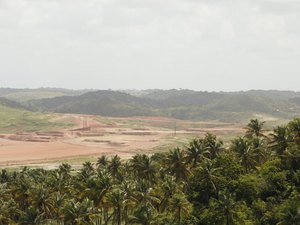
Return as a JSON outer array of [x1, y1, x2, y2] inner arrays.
[[0, 114, 245, 167]]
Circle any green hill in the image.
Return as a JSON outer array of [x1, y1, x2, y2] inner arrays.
[[26, 89, 300, 122], [27, 90, 155, 117], [0, 99, 74, 133], [0, 88, 90, 102]]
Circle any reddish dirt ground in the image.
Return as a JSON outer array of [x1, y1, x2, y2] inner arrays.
[[0, 114, 245, 167]]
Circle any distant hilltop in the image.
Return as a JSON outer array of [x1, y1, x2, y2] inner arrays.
[[1, 88, 300, 122]]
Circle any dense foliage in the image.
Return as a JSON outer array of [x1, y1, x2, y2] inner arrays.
[[25, 89, 300, 122], [0, 118, 300, 224]]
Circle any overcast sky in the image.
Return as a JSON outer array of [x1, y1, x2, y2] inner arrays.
[[0, 0, 299, 91]]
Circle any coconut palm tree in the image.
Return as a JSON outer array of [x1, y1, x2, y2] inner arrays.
[[28, 184, 55, 219], [159, 176, 179, 213], [268, 126, 289, 156], [203, 133, 223, 160], [129, 205, 155, 225], [0, 198, 20, 225], [107, 188, 126, 225], [108, 155, 122, 180], [165, 148, 190, 181], [211, 190, 243, 225], [129, 154, 157, 184], [185, 139, 207, 168], [79, 162, 95, 180], [288, 118, 300, 145], [169, 193, 192, 225], [246, 119, 265, 138], [231, 137, 260, 172], [62, 198, 96, 225], [192, 159, 221, 205], [97, 156, 109, 169]]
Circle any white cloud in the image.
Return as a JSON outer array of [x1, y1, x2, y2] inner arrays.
[[0, 0, 299, 91]]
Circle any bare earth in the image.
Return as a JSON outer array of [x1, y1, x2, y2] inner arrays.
[[0, 114, 245, 167]]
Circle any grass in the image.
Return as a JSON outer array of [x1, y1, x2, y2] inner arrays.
[[0, 105, 75, 133]]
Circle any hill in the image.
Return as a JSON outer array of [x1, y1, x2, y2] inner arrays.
[[27, 90, 155, 117], [0, 87, 90, 102], [0, 99, 74, 133], [26, 89, 300, 122]]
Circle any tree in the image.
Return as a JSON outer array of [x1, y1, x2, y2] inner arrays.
[[165, 148, 190, 181], [62, 198, 96, 225], [0, 198, 20, 225], [231, 137, 261, 172], [185, 139, 206, 168], [28, 184, 54, 219], [288, 118, 300, 145], [169, 193, 192, 225], [108, 155, 122, 180], [268, 126, 289, 156], [246, 119, 265, 138], [129, 154, 157, 184], [188, 159, 221, 206], [203, 133, 223, 160], [159, 176, 180, 213], [97, 155, 109, 169], [107, 188, 126, 225]]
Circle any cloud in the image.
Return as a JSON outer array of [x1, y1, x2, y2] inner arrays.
[[0, 0, 299, 90]]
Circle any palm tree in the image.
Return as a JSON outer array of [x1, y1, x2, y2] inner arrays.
[[194, 159, 221, 205], [211, 190, 243, 225], [203, 133, 223, 159], [0, 198, 20, 225], [107, 188, 126, 225], [131, 181, 160, 208], [288, 118, 300, 145], [28, 184, 54, 219], [97, 155, 109, 169], [165, 148, 190, 181], [129, 205, 155, 225], [246, 119, 265, 138], [230, 137, 260, 172], [79, 162, 95, 180], [62, 198, 96, 225], [159, 176, 179, 213], [268, 126, 289, 156], [169, 193, 192, 225], [129, 154, 157, 184], [119, 181, 136, 225], [284, 145, 300, 171], [185, 139, 206, 168], [108, 155, 122, 180], [20, 206, 44, 225], [51, 191, 67, 224], [11, 177, 31, 211], [58, 163, 72, 181], [0, 169, 9, 182]]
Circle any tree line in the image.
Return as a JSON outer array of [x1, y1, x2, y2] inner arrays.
[[0, 118, 300, 224]]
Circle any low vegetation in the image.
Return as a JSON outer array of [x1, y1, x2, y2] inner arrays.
[[0, 118, 300, 224], [24, 89, 300, 122], [0, 103, 74, 133]]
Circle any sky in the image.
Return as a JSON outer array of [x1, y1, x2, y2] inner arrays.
[[0, 0, 299, 91]]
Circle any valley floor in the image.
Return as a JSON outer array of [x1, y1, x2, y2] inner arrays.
[[0, 114, 245, 167]]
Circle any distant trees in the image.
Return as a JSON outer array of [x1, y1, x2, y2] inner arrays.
[[0, 118, 299, 224]]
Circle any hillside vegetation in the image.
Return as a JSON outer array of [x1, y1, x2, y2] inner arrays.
[[0, 99, 74, 133], [23, 89, 300, 122], [0, 88, 90, 102], [0, 118, 299, 224]]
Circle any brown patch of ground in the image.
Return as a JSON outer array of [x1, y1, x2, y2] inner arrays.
[[0, 114, 245, 167]]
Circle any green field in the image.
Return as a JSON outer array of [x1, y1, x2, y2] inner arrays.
[[0, 105, 75, 133]]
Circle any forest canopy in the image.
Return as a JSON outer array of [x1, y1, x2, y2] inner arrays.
[[0, 118, 300, 225]]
